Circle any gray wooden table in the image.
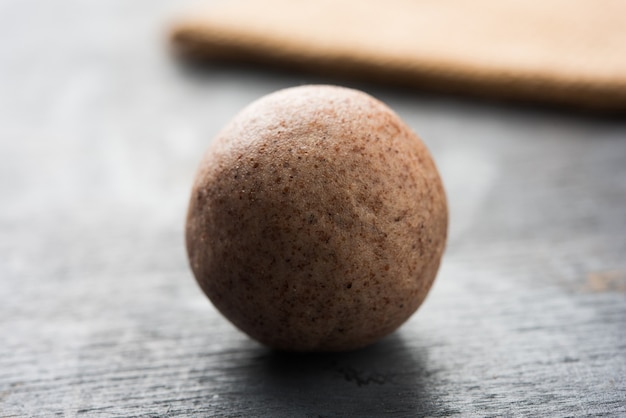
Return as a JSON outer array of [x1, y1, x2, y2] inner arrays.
[[1, 0, 625, 416]]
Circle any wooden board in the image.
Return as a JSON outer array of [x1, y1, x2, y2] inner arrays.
[[1, 0, 625, 416]]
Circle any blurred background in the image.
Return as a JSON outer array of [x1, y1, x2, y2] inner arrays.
[[1, 0, 625, 416]]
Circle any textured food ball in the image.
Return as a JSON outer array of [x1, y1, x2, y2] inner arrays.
[[186, 85, 448, 352]]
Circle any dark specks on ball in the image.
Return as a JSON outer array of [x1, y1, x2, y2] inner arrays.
[[186, 85, 448, 352]]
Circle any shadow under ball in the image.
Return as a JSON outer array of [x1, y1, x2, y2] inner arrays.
[[186, 85, 448, 352]]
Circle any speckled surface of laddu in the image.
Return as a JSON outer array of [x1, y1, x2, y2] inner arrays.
[[186, 85, 448, 351]]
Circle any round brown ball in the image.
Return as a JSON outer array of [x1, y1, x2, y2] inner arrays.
[[186, 85, 447, 352]]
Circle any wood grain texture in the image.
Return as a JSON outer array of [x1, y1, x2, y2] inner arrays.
[[1, 0, 625, 416]]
